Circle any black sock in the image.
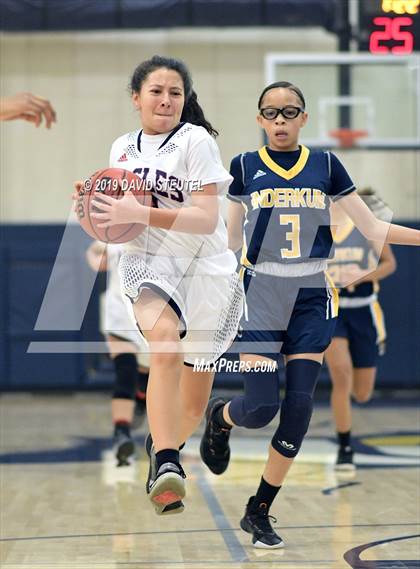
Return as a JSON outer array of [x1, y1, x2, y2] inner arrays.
[[337, 431, 351, 449], [114, 420, 131, 437], [251, 477, 281, 511], [214, 404, 232, 430], [156, 449, 180, 469]]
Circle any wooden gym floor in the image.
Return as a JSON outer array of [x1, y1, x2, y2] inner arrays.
[[0, 393, 419, 569]]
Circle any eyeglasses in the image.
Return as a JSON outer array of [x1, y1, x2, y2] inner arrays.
[[259, 106, 304, 120]]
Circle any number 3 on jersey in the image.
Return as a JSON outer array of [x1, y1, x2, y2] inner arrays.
[[280, 214, 301, 259]]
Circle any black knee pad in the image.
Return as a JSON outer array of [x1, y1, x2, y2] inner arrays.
[[112, 353, 138, 400], [137, 370, 149, 394], [271, 391, 314, 458], [229, 369, 280, 429], [270, 359, 321, 457], [240, 403, 279, 429]]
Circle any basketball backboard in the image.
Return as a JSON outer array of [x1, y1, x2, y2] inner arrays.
[[265, 53, 420, 149]]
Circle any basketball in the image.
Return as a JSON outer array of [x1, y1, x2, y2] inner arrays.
[[76, 168, 151, 243]]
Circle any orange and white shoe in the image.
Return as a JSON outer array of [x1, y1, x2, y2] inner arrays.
[[148, 461, 186, 515]]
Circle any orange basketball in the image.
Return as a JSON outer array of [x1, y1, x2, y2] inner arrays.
[[76, 168, 151, 243]]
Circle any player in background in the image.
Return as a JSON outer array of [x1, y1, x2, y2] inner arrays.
[[86, 241, 149, 466], [199, 81, 420, 548], [326, 189, 396, 471], [82, 55, 242, 515], [0, 92, 56, 128]]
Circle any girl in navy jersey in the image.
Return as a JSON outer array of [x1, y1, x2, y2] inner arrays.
[[80, 56, 242, 515], [326, 192, 396, 471], [200, 81, 420, 548]]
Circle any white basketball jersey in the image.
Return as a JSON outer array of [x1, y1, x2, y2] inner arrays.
[[109, 122, 232, 259], [106, 244, 124, 295]]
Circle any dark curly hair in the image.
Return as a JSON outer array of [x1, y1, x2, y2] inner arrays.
[[130, 55, 218, 137]]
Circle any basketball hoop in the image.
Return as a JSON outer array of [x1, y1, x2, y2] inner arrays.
[[329, 129, 368, 149]]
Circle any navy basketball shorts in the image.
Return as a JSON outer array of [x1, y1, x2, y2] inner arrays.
[[333, 301, 386, 368], [238, 268, 339, 359]]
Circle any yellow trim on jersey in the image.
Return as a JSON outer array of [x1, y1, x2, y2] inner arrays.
[[258, 144, 310, 181], [333, 220, 355, 244], [240, 241, 252, 267], [238, 266, 246, 281], [370, 300, 386, 343], [325, 272, 339, 318]]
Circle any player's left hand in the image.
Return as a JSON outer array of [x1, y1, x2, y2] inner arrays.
[[0, 92, 57, 128], [91, 192, 149, 227], [340, 265, 369, 288]]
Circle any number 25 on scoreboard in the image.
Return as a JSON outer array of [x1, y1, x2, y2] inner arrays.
[[370, 16, 414, 54]]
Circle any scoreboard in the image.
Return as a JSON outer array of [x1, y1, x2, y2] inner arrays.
[[358, 0, 420, 53]]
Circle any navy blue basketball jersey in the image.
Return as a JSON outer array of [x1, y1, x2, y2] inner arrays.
[[328, 221, 378, 298], [228, 145, 355, 266]]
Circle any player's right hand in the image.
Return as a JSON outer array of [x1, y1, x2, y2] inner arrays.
[[72, 180, 84, 213]]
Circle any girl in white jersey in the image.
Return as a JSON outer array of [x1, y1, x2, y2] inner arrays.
[[89, 56, 241, 515], [86, 241, 150, 466]]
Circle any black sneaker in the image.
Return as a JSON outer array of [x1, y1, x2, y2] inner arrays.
[[145, 433, 185, 515], [132, 391, 147, 430], [200, 397, 231, 475], [240, 497, 284, 549], [113, 430, 135, 467], [335, 446, 355, 472], [145, 433, 156, 493]]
